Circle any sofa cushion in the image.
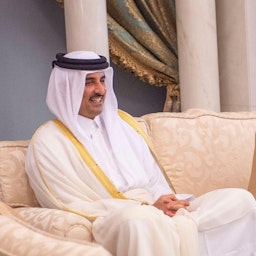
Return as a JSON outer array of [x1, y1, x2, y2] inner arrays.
[[142, 109, 256, 197], [0, 140, 39, 207], [13, 207, 93, 242]]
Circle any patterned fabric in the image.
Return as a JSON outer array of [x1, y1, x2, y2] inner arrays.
[[13, 207, 93, 241], [140, 109, 256, 197], [107, 0, 179, 111], [0, 214, 111, 256], [0, 140, 39, 207], [0, 202, 109, 255]]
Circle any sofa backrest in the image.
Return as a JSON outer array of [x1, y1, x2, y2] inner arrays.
[[0, 140, 39, 207], [140, 109, 256, 197], [1, 109, 256, 206]]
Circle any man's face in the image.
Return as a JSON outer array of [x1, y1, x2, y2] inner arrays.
[[78, 71, 106, 119]]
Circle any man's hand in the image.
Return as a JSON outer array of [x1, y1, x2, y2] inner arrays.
[[153, 194, 190, 217]]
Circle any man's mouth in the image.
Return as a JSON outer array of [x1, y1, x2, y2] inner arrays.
[[90, 94, 104, 103]]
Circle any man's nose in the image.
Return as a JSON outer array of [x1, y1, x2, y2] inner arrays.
[[94, 81, 106, 93]]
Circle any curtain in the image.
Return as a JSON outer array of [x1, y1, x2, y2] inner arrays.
[[107, 0, 179, 112], [55, 0, 180, 112]]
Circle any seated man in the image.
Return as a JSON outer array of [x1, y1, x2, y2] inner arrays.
[[25, 51, 256, 256]]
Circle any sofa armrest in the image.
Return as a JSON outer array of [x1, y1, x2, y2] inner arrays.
[[0, 201, 110, 256], [13, 207, 92, 242], [0, 214, 110, 256]]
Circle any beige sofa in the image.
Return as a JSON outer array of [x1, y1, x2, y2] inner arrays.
[[1, 108, 256, 254]]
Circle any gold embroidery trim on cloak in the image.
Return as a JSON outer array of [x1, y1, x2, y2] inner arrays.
[[118, 110, 176, 193], [53, 109, 176, 201], [53, 119, 127, 200], [31, 125, 101, 220]]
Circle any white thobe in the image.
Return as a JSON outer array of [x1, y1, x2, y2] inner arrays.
[[77, 115, 173, 200]]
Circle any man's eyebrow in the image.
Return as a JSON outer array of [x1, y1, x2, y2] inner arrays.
[[86, 77, 94, 81], [86, 75, 105, 81]]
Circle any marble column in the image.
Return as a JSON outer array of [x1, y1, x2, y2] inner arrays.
[[175, 0, 220, 112], [64, 0, 109, 60], [216, 0, 256, 111]]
